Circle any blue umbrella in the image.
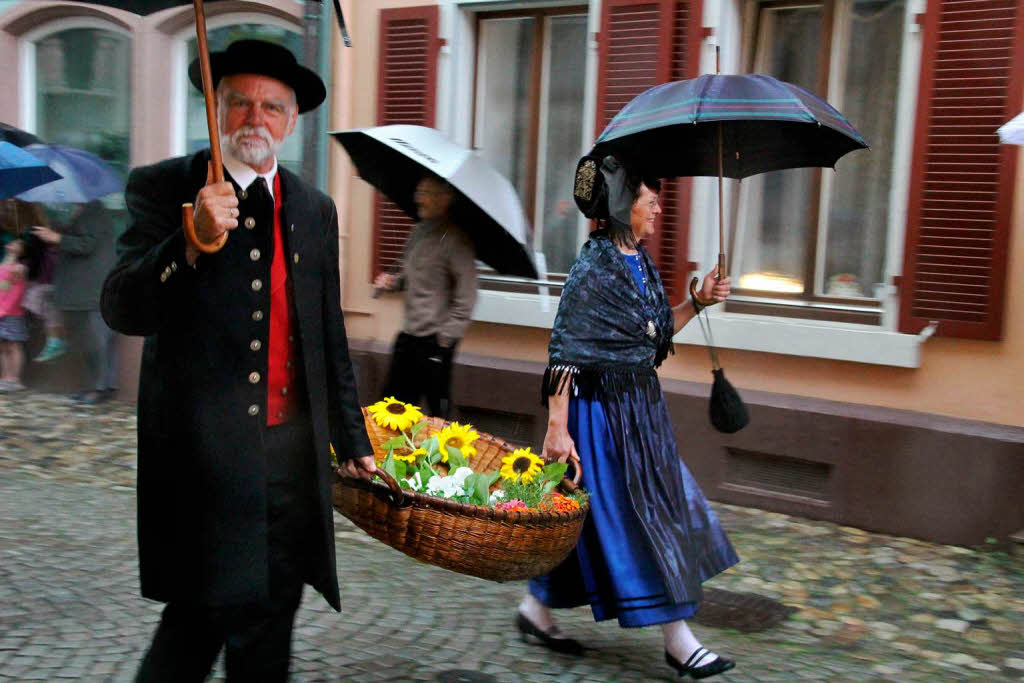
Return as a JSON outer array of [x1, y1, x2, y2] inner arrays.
[[0, 141, 61, 200], [16, 144, 122, 203]]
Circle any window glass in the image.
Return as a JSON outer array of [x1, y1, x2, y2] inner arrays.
[[537, 14, 587, 274], [735, 7, 821, 294], [475, 17, 535, 203], [474, 11, 587, 277], [823, 0, 904, 298], [734, 1, 904, 307], [34, 27, 131, 228]]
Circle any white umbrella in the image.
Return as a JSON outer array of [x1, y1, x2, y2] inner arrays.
[[331, 124, 537, 278], [997, 112, 1024, 145]]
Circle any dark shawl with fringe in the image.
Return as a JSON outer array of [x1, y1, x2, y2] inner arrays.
[[542, 231, 738, 604], [542, 231, 674, 404]]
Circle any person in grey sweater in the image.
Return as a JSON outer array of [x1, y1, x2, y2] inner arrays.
[[373, 175, 477, 418]]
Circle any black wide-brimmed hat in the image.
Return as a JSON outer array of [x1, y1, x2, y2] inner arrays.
[[188, 39, 326, 113]]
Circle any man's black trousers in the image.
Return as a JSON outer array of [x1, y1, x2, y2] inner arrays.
[[383, 332, 457, 418], [135, 416, 318, 682]]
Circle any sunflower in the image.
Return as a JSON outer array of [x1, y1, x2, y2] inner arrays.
[[437, 422, 479, 462], [500, 447, 545, 483], [394, 447, 426, 463], [367, 397, 424, 432]]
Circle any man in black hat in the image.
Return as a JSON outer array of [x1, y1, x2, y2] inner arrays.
[[101, 39, 374, 681]]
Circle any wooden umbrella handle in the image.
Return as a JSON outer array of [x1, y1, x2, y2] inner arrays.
[[182, 204, 228, 253], [182, 0, 227, 255]]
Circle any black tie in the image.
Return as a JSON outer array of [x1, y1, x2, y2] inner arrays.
[[248, 176, 271, 209]]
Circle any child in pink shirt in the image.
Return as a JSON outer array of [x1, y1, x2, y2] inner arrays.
[[0, 237, 29, 392]]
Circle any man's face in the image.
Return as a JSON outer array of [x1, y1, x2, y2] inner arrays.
[[414, 178, 455, 221], [218, 73, 297, 170]]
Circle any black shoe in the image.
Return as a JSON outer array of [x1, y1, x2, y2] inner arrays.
[[665, 648, 735, 679], [516, 612, 584, 656]]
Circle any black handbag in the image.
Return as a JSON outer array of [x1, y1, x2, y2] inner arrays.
[[696, 309, 749, 433]]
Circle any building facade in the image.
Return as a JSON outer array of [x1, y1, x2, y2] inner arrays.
[[332, 0, 1024, 547], [3, 0, 1021, 545]]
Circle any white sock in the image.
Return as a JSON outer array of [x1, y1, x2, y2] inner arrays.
[[518, 594, 555, 632], [662, 620, 718, 666]]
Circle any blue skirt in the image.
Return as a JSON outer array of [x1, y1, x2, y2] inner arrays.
[[530, 394, 737, 627]]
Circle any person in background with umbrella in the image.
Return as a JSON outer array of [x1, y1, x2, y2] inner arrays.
[[515, 156, 738, 679], [373, 174, 478, 419], [32, 200, 117, 403], [100, 39, 373, 681]]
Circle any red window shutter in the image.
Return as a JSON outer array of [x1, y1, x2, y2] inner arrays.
[[595, 0, 702, 303], [899, 0, 1023, 339], [372, 6, 439, 280]]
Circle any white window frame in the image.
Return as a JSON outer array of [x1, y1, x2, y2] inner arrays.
[[170, 13, 301, 156], [449, 0, 929, 367], [19, 17, 132, 135]]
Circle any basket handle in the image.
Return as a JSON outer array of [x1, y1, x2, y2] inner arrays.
[[337, 466, 406, 506], [558, 455, 583, 493], [372, 469, 405, 506]]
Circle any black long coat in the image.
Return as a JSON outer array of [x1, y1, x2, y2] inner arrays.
[[101, 150, 371, 611]]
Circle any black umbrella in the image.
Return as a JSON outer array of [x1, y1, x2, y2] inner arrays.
[[590, 49, 867, 305], [71, 0, 351, 253], [0, 123, 41, 148]]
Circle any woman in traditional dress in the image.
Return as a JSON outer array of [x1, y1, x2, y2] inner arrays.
[[515, 157, 739, 679]]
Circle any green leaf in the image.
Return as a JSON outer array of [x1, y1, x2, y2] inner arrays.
[[382, 435, 405, 451], [446, 446, 467, 469], [394, 459, 407, 480], [381, 450, 398, 480], [410, 420, 427, 438], [473, 474, 492, 505], [541, 462, 568, 483], [541, 480, 557, 495]]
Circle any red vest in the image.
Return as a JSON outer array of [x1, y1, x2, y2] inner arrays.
[[267, 173, 299, 426]]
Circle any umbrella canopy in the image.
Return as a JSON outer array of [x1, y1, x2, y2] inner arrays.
[[16, 144, 123, 203], [591, 74, 868, 179], [0, 123, 41, 148], [997, 112, 1024, 146], [0, 142, 62, 200], [332, 125, 537, 278]]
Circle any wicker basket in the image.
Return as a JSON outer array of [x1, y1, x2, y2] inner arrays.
[[332, 409, 588, 581]]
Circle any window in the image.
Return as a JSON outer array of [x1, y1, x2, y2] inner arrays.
[[731, 0, 905, 323], [185, 24, 304, 175], [31, 24, 131, 232], [473, 7, 589, 277], [33, 27, 131, 179]]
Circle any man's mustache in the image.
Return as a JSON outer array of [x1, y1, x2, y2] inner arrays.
[[230, 126, 274, 146]]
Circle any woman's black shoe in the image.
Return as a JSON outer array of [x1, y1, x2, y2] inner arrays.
[[516, 612, 584, 656], [665, 647, 735, 679]]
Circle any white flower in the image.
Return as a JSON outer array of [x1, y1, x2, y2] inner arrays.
[[426, 473, 467, 499], [451, 467, 474, 486], [488, 489, 506, 504], [404, 472, 424, 491]]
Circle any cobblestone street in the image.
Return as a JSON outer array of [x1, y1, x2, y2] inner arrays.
[[1, 392, 1022, 681]]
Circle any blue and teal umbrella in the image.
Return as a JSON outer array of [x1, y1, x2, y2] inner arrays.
[[0, 142, 62, 200], [589, 70, 867, 305], [592, 73, 867, 179]]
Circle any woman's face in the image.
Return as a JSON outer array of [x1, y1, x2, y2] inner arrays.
[[630, 183, 661, 242], [414, 178, 455, 221], [5, 239, 24, 259]]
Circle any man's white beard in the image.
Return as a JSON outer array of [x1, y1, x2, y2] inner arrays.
[[222, 125, 284, 167]]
